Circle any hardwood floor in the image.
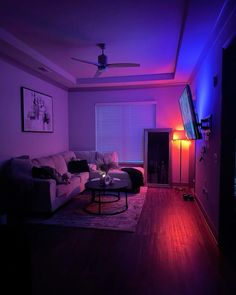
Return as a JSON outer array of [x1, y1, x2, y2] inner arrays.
[[2, 187, 236, 294]]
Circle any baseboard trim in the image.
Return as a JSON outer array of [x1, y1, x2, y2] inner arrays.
[[194, 193, 219, 246]]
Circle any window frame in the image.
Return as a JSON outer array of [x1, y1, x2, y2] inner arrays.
[[95, 101, 157, 163]]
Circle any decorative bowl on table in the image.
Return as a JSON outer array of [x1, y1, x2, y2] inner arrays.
[[105, 174, 113, 185]]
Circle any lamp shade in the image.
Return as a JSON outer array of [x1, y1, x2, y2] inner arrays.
[[173, 130, 187, 141]]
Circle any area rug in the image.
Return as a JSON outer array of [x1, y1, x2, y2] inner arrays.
[[27, 186, 147, 232]]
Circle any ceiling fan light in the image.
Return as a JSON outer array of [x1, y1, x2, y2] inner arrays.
[[98, 65, 106, 71], [98, 54, 107, 65]]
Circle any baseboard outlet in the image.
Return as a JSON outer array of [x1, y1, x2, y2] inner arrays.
[[194, 193, 218, 246]]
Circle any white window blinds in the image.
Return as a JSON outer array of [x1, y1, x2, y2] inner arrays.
[[96, 102, 156, 162]]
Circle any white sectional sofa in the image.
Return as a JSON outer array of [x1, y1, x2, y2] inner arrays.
[[8, 150, 144, 214], [9, 151, 89, 214]]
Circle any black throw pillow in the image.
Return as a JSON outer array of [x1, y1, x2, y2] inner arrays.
[[68, 159, 90, 173]]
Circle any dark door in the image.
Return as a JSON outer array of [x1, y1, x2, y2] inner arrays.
[[144, 129, 171, 187], [219, 36, 236, 260]]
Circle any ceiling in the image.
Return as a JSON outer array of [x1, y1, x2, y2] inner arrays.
[[0, 0, 229, 89]]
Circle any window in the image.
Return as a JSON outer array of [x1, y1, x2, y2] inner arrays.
[[96, 102, 156, 162]]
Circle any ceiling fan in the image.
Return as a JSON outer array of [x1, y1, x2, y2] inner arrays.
[[71, 43, 140, 77]]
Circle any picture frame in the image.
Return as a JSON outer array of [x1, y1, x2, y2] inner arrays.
[[21, 87, 53, 133]]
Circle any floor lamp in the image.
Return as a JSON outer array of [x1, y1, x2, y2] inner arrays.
[[173, 130, 187, 188]]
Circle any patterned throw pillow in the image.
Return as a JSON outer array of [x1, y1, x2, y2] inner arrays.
[[32, 166, 66, 184]]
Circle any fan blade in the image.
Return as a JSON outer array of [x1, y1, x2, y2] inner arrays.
[[107, 63, 140, 68], [71, 57, 98, 66], [94, 69, 103, 78]]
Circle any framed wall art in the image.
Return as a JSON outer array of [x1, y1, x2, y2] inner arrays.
[[21, 87, 53, 133]]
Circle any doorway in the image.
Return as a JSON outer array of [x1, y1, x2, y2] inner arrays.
[[144, 129, 172, 187], [219, 36, 236, 258]]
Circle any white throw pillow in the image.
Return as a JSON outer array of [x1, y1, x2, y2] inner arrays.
[[96, 151, 119, 170], [88, 163, 97, 172]]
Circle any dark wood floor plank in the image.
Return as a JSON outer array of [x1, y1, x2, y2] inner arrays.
[[3, 187, 236, 295]]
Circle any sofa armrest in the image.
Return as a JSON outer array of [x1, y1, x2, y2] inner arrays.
[[11, 175, 34, 193], [9, 175, 57, 213], [8, 176, 36, 211], [30, 178, 57, 213]]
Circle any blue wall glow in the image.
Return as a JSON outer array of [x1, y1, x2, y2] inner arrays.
[[190, 14, 232, 238], [195, 62, 214, 121], [191, 52, 221, 238]]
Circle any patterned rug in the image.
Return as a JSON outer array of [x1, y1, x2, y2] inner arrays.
[[27, 186, 147, 232]]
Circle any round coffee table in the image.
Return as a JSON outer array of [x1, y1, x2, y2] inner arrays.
[[85, 179, 128, 215]]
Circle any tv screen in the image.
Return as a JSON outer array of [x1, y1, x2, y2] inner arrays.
[[179, 85, 202, 140]]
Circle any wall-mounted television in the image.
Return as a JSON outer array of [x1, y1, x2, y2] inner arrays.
[[179, 84, 202, 140]]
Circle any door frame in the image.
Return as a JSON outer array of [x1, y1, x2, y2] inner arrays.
[[219, 35, 236, 252], [144, 128, 172, 187]]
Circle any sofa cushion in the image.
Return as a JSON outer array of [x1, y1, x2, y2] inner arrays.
[[56, 174, 84, 198], [56, 183, 70, 198], [109, 167, 144, 190], [51, 154, 68, 175], [78, 172, 90, 185], [32, 156, 56, 169], [107, 168, 131, 180], [68, 159, 90, 173], [74, 150, 97, 164], [61, 151, 76, 164]]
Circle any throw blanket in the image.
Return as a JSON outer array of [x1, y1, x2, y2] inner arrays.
[[121, 168, 144, 192]]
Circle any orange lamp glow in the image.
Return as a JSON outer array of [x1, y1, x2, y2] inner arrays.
[[172, 130, 187, 141], [172, 130, 188, 186]]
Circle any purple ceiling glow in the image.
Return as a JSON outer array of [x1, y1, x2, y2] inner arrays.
[[0, 0, 226, 88]]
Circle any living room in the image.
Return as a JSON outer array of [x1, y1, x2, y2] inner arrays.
[[1, 0, 236, 294]]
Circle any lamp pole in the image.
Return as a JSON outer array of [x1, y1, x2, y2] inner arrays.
[[179, 139, 182, 186], [173, 130, 186, 188]]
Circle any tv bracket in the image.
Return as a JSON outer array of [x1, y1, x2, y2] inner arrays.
[[198, 115, 212, 133]]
